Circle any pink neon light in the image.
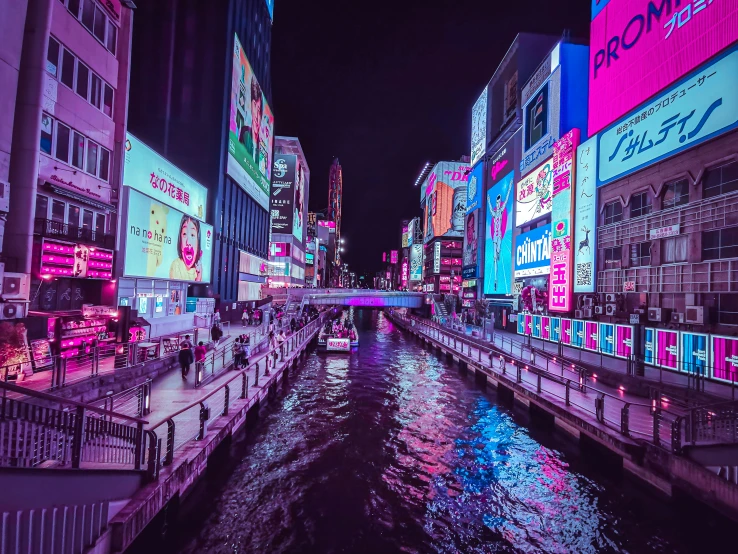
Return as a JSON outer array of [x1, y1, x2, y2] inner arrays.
[[42, 255, 75, 266], [589, 0, 738, 134]]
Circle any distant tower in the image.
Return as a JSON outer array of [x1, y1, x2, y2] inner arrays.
[[328, 158, 343, 265]]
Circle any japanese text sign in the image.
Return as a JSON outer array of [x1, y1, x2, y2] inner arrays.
[[573, 137, 597, 293]]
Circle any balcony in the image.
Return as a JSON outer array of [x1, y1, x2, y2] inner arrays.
[[598, 192, 738, 250], [34, 218, 115, 249], [598, 259, 738, 294]]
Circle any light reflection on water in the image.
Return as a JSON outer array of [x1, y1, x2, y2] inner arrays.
[[176, 311, 706, 554]]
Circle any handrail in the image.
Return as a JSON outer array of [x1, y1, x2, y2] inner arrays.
[[0, 379, 148, 424], [148, 315, 325, 430]]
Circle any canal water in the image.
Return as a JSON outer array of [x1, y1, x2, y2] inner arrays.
[[172, 310, 726, 553]]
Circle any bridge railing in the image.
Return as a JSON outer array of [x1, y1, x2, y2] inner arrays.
[[393, 312, 685, 452]]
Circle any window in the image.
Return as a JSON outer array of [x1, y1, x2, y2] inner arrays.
[[703, 227, 738, 260], [46, 37, 60, 77], [86, 141, 98, 174], [106, 21, 117, 55], [81, 0, 95, 31], [82, 209, 94, 230], [95, 213, 106, 235], [67, 204, 81, 227], [604, 246, 622, 269], [40, 114, 53, 155], [67, 0, 80, 17], [99, 147, 110, 181], [90, 74, 102, 109], [630, 191, 651, 218], [704, 162, 738, 199], [75, 60, 89, 99], [51, 200, 65, 222], [630, 242, 651, 267], [61, 48, 75, 89], [706, 294, 738, 326], [72, 132, 85, 169], [662, 179, 689, 210], [103, 83, 114, 117], [93, 6, 106, 42], [604, 201, 623, 225], [35, 195, 49, 219], [663, 236, 688, 264], [62, 0, 117, 56], [55, 122, 71, 163]]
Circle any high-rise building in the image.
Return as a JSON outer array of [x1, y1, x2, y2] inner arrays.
[[3, 0, 134, 324], [327, 158, 343, 270], [126, 0, 274, 322]]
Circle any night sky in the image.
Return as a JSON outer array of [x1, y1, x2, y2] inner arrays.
[[271, 0, 591, 276]]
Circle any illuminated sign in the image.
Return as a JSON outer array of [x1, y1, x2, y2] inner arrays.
[[682, 332, 709, 375], [588, 0, 738, 135], [483, 171, 514, 295], [40, 239, 113, 280], [410, 244, 423, 281], [649, 224, 680, 240], [390, 250, 398, 264], [264, 0, 274, 21], [573, 137, 597, 293], [433, 242, 441, 274], [123, 188, 213, 283], [515, 157, 553, 226], [598, 45, 738, 186], [227, 33, 275, 209], [401, 259, 408, 284], [711, 334, 738, 383], [422, 162, 470, 242], [549, 129, 580, 313], [124, 134, 208, 222], [465, 163, 484, 215], [470, 87, 488, 167], [327, 338, 351, 352], [270, 154, 296, 233], [521, 71, 561, 175], [514, 225, 551, 278], [615, 324, 634, 359], [462, 210, 480, 278]]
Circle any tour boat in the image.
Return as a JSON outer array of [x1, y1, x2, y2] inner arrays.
[[318, 329, 359, 352]]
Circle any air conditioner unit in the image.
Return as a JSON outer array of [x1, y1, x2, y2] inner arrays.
[[594, 306, 604, 315], [0, 180, 9, 212], [583, 297, 594, 307], [606, 304, 617, 316], [685, 306, 704, 325], [0, 273, 30, 301], [574, 309, 584, 319], [671, 312, 684, 324], [583, 307, 594, 318], [0, 302, 27, 320], [648, 307, 664, 322], [605, 293, 617, 303]]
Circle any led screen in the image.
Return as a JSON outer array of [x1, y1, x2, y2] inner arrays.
[[514, 225, 551, 278], [270, 154, 296, 233], [681, 332, 709, 376], [516, 157, 553, 226], [483, 170, 514, 295], [422, 162, 470, 242]]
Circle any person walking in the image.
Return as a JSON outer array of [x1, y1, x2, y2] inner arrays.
[[179, 336, 194, 379], [233, 337, 242, 369], [242, 309, 248, 328], [241, 337, 251, 368], [194, 341, 207, 377]]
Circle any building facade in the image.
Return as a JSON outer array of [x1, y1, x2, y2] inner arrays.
[[327, 158, 343, 274]]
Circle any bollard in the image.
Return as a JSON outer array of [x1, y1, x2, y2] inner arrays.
[[565, 381, 570, 406], [197, 403, 210, 440], [254, 362, 260, 387], [537, 373, 542, 393], [223, 385, 230, 416], [241, 374, 249, 399]]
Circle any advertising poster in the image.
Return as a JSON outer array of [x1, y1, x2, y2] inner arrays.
[[573, 137, 597, 293], [407, 219, 415, 247], [549, 129, 580, 313], [524, 313, 533, 336], [124, 134, 208, 222], [466, 162, 484, 215], [644, 327, 656, 366], [560, 318, 572, 346], [520, 69, 561, 176], [409, 244, 423, 281], [488, 135, 517, 190], [655, 329, 679, 371], [571, 319, 585, 349], [470, 87, 488, 167], [514, 225, 551, 278], [598, 47, 738, 187], [532, 315, 542, 339], [124, 189, 213, 283], [462, 211, 480, 275], [615, 324, 633, 359], [390, 250, 399, 264], [293, 159, 306, 241], [483, 171, 514, 295], [681, 332, 709, 376], [516, 157, 553, 226], [711, 335, 738, 383], [227, 33, 274, 209], [584, 320, 599, 352], [541, 316, 550, 341], [550, 317, 561, 343], [270, 154, 296, 233], [517, 315, 526, 335], [422, 162, 470, 242], [588, 0, 738, 135], [599, 322, 615, 356]]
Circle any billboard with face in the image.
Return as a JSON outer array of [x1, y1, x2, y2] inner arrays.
[[516, 157, 553, 227], [462, 210, 480, 277], [124, 188, 213, 283], [293, 159, 306, 241], [422, 162, 470, 242], [483, 170, 514, 295], [228, 33, 275, 210], [270, 154, 296, 234], [588, 0, 738, 135]]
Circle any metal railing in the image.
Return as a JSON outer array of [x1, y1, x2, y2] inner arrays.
[[394, 313, 684, 452], [89, 380, 153, 422], [685, 400, 738, 446], [34, 217, 116, 249], [0, 381, 158, 477], [149, 314, 327, 466]]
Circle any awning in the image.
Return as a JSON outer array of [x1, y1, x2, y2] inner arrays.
[[48, 184, 117, 212]]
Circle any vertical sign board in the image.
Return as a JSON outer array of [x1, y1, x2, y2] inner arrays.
[[541, 316, 551, 341], [571, 319, 585, 349], [710, 335, 738, 383], [517, 315, 526, 335], [615, 324, 633, 359], [599, 322, 615, 356], [584, 320, 599, 352], [549, 129, 580, 313], [573, 137, 597, 293], [656, 329, 679, 371], [644, 327, 656, 366], [470, 87, 488, 167], [681, 332, 709, 376], [550, 317, 561, 343], [532, 315, 542, 339], [524, 314, 533, 336], [560, 318, 572, 346], [433, 242, 441, 274]]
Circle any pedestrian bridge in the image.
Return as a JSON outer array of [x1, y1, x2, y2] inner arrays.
[[301, 289, 424, 308]]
